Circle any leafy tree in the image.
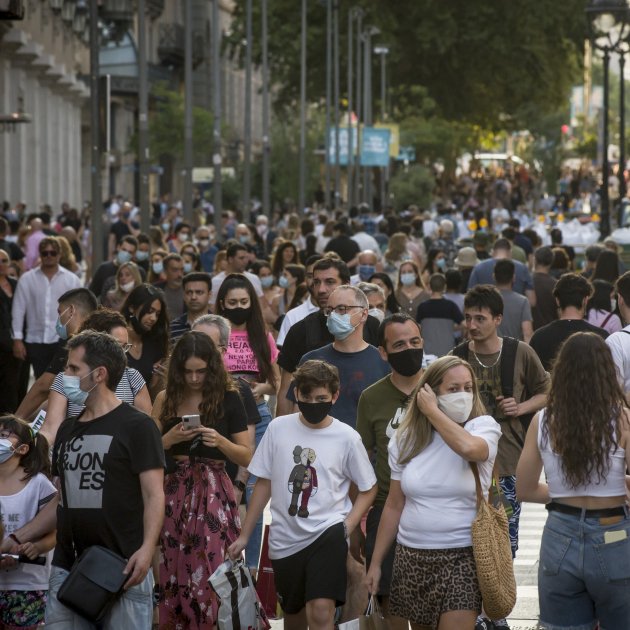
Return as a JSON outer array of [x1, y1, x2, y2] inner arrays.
[[389, 164, 434, 209]]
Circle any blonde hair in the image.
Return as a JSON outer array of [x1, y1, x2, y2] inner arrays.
[[115, 261, 142, 293], [385, 232, 408, 262], [396, 356, 486, 465]]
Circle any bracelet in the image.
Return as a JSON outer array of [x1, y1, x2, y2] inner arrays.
[[8, 533, 21, 545], [234, 480, 246, 493]]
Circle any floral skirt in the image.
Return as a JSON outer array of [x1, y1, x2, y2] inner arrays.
[[159, 459, 241, 630]]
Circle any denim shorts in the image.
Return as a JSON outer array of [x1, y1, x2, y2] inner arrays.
[[45, 565, 154, 629], [538, 508, 630, 630]]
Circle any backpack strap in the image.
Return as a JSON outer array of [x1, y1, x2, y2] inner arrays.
[[601, 312, 614, 329], [499, 337, 519, 398], [452, 340, 470, 360]]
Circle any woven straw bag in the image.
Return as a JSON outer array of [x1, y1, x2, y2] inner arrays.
[[470, 462, 517, 620]]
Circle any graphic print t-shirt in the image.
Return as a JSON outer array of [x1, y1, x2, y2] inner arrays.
[[51, 402, 165, 571], [223, 330, 279, 382]]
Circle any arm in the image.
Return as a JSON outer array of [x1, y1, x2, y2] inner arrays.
[[251, 362, 281, 398], [15, 372, 56, 420], [515, 414, 549, 503], [0, 495, 59, 552], [276, 368, 296, 416], [197, 428, 252, 468], [526, 288, 536, 308], [234, 424, 256, 504], [107, 233, 116, 260], [521, 320, 533, 344], [38, 389, 69, 446], [228, 478, 272, 559], [365, 480, 405, 594], [19, 529, 57, 560], [11, 280, 27, 359], [417, 384, 489, 462], [123, 467, 165, 589], [344, 483, 377, 535], [132, 385, 152, 415]]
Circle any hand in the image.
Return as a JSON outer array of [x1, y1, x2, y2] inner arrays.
[[250, 383, 268, 399], [365, 564, 381, 596], [233, 487, 243, 505], [0, 555, 18, 571], [12, 340, 26, 361], [162, 422, 199, 449], [152, 362, 167, 377], [195, 426, 224, 449], [18, 541, 39, 560], [0, 538, 18, 554], [227, 536, 247, 561], [416, 384, 439, 416], [348, 527, 365, 564], [123, 545, 153, 589], [497, 396, 519, 417]]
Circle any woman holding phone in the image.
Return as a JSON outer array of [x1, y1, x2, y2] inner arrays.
[[152, 331, 252, 630]]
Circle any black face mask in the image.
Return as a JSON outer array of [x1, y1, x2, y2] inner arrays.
[[297, 400, 333, 425], [387, 348, 424, 377], [223, 306, 252, 326]]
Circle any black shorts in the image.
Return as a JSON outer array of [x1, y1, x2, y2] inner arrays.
[[364, 505, 397, 597], [271, 522, 348, 614]]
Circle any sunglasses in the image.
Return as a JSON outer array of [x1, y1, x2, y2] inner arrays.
[[40, 250, 58, 257]]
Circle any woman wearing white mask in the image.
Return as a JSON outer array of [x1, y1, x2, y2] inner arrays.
[[394, 261, 429, 317], [102, 261, 143, 312], [366, 355, 501, 630]]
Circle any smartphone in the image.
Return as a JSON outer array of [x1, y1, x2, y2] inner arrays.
[[182, 414, 201, 430]]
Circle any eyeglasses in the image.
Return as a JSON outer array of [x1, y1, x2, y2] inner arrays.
[[324, 305, 365, 316], [40, 250, 58, 257], [120, 343, 133, 353], [0, 430, 16, 440]]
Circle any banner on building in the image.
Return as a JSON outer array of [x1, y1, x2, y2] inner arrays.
[[360, 127, 391, 167]]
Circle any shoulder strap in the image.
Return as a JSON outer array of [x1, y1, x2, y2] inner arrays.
[[452, 340, 470, 359], [621, 330, 630, 336], [601, 312, 614, 328], [499, 337, 519, 398]]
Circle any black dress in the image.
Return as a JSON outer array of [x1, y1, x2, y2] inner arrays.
[[0, 277, 24, 413]]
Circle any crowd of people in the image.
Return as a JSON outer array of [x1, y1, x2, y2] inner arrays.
[[0, 190, 628, 630]]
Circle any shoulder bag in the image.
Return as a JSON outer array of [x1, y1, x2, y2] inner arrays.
[[469, 462, 517, 620]]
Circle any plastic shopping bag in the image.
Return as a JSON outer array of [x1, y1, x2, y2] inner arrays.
[[209, 559, 271, 630], [338, 596, 389, 630]]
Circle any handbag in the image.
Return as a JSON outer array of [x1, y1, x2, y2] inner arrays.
[[209, 559, 271, 630], [469, 463, 517, 620], [57, 545, 128, 622]]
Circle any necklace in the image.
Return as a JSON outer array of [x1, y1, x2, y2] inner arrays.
[[471, 339, 503, 369]]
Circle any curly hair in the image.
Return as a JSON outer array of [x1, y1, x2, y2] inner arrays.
[[545, 332, 626, 488], [158, 331, 236, 427]]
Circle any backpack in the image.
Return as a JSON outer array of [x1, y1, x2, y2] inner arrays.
[[452, 337, 532, 447]]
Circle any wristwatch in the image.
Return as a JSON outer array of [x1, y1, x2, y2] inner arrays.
[[234, 480, 246, 493]]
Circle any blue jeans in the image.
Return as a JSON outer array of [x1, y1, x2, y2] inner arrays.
[[245, 401, 272, 570], [538, 508, 630, 630], [45, 565, 154, 629]]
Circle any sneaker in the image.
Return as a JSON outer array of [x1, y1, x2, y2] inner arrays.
[[475, 617, 493, 630], [492, 620, 510, 629]]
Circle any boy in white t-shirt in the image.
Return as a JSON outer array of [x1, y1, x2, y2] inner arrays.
[[229, 359, 377, 628]]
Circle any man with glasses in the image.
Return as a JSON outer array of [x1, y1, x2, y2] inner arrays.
[[11, 237, 82, 378]]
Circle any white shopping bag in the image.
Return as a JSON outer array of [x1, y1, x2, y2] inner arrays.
[[209, 559, 271, 630]]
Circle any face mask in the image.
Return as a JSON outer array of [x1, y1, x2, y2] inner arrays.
[[387, 348, 423, 377], [326, 311, 358, 340], [297, 400, 333, 425], [62, 370, 98, 406], [198, 239, 210, 248], [117, 250, 132, 264], [223, 306, 252, 326], [55, 306, 74, 341], [183, 262, 193, 274], [152, 261, 164, 275], [358, 265, 376, 281], [612, 298, 617, 312], [135, 250, 149, 262], [178, 233, 190, 242], [257, 224, 268, 236], [0, 439, 16, 464], [161, 223, 170, 233], [260, 276, 274, 289], [400, 272, 416, 286], [239, 235, 249, 244], [436, 258, 447, 270], [121, 280, 135, 293], [437, 392, 474, 424], [278, 276, 290, 289], [368, 308, 385, 322]]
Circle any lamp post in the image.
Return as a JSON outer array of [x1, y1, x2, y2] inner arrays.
[[212, 0, 222, 227], [138, 0, 150, 233], [362, 25, 379, 210], [353, 8, 363, 205], [586, 0, 630, 238], [620, 41, 628, 201], [324, 0, 331, 208], [261, 0, 270, 217], [242, 0, 252, 216], [298, 0, 307, 213], [183, 0, 193, 223], [374, 44, 389, 211], [333, 0, 340, 208]]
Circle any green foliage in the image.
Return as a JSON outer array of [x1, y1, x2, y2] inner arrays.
[[388, 164, 434, 210]]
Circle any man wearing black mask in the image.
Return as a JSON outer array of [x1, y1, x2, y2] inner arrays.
[[356, 313, 424, 628]]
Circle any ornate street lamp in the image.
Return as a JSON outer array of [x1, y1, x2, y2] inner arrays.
[[586, 0, 630, 237], [73, 0, 88, 33], [61, 0, 76, 23]]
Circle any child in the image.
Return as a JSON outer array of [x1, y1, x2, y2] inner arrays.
[[228, 360, 377, 628], [0, 415, 56, 630]]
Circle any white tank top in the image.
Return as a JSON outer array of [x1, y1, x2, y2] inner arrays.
[[537, 409, 627, 498]]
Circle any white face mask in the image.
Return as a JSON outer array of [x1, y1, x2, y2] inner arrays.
[[121, 280, 135, 293], [368, 308, 385, 322], [437, 392, 473, 424]]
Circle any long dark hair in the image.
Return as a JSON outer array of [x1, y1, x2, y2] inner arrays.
[[369, 272, 400, 313], [122, 284, 169, 357], [545, 332, 626, 488], [271, 241, 298, 278], [0, 415, 50, 481], [593, 250, 620, 284], [216, 273, 276, 386], [159, 331, 236, 426], [586, 279, 614, 315]]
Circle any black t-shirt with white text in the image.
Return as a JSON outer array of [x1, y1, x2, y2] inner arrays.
[[51, 402, 165, 571]]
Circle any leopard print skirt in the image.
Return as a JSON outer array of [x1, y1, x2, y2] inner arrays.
[[388, 544, 482, 627]]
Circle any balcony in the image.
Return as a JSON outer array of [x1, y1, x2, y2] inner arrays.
[[157, 23, 205, 68], [147, 0, 164, 20]]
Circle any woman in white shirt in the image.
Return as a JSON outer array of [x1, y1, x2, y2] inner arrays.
[[366, 355, 501, 630], [517, 332, 630, 630]]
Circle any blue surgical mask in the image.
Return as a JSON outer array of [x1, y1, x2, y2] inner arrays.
[[260, 276, 274, 289], [117, 250, 132, 264], [183, 262, 193, 274], [400, 272, 416, 286], [161, 222, 170, 232], [136, 250, 149, 262], [278, 276, 289, 289], [326, 311, 358, 340], [436, 258, 447, 270], [62, 370, 98, 406], [239, 235, 249, 244], [358, 265, 376, 281], [152, 261, 164, 274], [0, 439, 16, 464], [55, 306, 73, 341]]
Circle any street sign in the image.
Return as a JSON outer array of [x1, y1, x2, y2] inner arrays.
[[360, 127, 391, 167]]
